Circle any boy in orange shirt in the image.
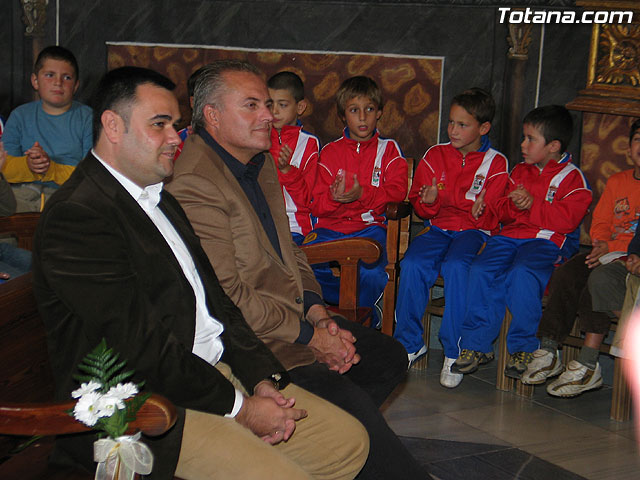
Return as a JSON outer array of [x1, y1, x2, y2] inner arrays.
[[523, 118, 640, 396]]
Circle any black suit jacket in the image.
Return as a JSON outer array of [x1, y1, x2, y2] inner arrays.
[[33, 154, 288, 478]]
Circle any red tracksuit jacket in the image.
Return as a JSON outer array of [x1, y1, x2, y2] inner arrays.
[[493, 155, 592, 249], [410, 141, 509, 233], [269, 125, 320, 236], [311, 129, 408, 234]]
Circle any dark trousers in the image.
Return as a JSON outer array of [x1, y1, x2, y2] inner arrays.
[[538, 252, 613, 342], [289, 317, 429, 479]]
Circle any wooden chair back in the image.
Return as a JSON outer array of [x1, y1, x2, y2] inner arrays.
[[381, 157, 414, 335], [302, 237, 382, 325]]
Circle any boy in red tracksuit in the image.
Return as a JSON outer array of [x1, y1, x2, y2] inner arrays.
[[453, 105, 592, 379], [522, 118, 640, 397], [305, 76, 408, 324], [267, 71, 320, 244], [393, 88, 509, 387]]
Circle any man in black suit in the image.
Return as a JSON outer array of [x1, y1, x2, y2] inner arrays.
[[32, 66, 368, 480]]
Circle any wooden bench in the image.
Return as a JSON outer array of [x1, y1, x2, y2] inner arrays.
[[0, 229, 178, 479]]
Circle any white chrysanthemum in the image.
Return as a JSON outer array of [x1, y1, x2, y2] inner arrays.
[[73, 391, 105, 427], [71, 381, 102, 399], [107, 383, 138, 401], [96, 394, 125, 416]]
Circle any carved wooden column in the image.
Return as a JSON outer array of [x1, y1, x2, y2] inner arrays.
[[501, 20, 533, 167], [566, 1, 640, 217], [20, 0, 49, 100]]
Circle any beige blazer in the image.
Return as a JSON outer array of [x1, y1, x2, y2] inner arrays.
[[167, 133, 320, 369]]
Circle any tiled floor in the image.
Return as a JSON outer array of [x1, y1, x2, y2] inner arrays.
[[382, 350, 640, 480]]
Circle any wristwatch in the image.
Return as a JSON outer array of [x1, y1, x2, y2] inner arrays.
[[270, 372, 283, 391]]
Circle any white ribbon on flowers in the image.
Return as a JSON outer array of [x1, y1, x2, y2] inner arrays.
[[93, 432, 154, 480]]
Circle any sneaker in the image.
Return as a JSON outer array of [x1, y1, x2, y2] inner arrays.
[[451, 349, 495, 374], [440, 357, 463, 388], [546, 360, 603, 397], [407, 345, 428, 369], [521, 349, 563, 385], [504, 351, 533, 379]]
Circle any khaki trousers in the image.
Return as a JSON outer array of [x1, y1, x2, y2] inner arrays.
[[12, 183, 57, 212], [175, 363, 369, 480]]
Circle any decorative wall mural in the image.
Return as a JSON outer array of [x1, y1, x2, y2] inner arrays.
[[107, 43, 444, 161], [579, 111, 636, 236]]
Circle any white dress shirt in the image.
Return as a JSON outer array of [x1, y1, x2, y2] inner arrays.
[[94, 150, 243, 416]]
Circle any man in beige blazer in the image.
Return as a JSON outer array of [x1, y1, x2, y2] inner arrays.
[[167, 60, 427, 479]]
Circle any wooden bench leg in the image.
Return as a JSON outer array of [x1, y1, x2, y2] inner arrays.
[[562, 318, 582, 365], [496, 310, 514, 392], [381, 265, 397, 336], [411, 310, 431, 370], [611, 356, 632, 421], [496, 309, 534, 397]]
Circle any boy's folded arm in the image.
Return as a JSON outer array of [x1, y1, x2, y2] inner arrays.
[[529, 187, 592, 234], [310, 163, 341, 216], [40, 161, 76, 185], [472, 171, 510, 229], [409, 187, 440, 219], [1, 154, 40, 183], [357, 156, 408, 211], [279, 166, 312, 207]]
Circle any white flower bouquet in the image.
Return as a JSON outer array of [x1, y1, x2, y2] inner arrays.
[[71, 339, 153, 479]]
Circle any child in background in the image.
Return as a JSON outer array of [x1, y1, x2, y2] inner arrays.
[[0, 140, 31, 281], [267, 71, 320, 244], [393, 88, 509, 387], [174, 66, 206, 161], [2, 45, 92, 212], [453, 105, 592, 380], [523, 118, 640, 397], [305, 75, 408, 325]]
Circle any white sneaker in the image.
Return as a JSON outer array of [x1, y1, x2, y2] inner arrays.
[[440, 357, 463, 388], [546, 360, 603, 397], [407, 345, 427, 369], [521, 349, 563, 385]]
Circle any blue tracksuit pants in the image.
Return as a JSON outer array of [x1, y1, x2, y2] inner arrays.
[[303, 226, 388, 320], [460, 236, 560, 355], [393, 226, 487, 358]]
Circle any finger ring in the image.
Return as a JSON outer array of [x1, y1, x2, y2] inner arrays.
[[275, 430, 281, 435]]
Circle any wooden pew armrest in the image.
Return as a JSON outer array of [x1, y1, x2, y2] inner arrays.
[[0, 393, 177, 437], [386, 201, 411, 221], [301, 237, 382, 266]]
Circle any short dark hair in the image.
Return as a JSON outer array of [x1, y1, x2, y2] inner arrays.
[[191, 60, 262, 130], [451, 88, 495, 124], [523, 105, 573, 152], [336, 76, 383, 119], [629, 118, 640, 143], [90, 66, 175, 144], [267, 71, 304, 102], [34, 45, 79, 79], [187, 66, 207, 98]]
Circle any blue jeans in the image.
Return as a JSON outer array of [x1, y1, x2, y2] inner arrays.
[[0, 242, 32, 281]]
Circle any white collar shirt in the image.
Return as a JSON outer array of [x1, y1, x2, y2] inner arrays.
[[93, 150, 243, 415]]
